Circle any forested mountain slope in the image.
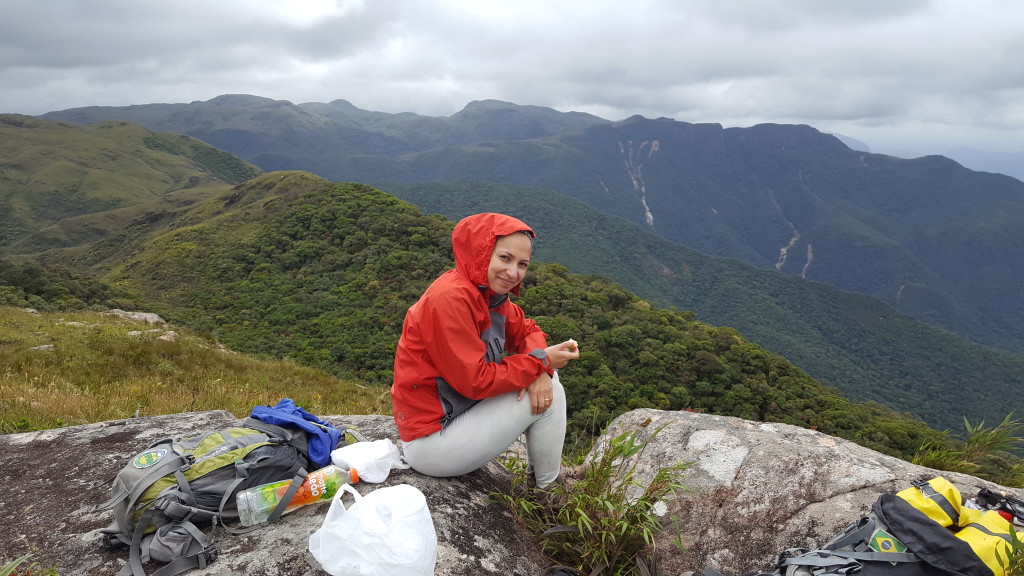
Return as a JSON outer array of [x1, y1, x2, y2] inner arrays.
[[350, 119, 1024, 355]]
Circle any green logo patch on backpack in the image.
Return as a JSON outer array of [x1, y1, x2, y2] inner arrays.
[[131, 449, 167, 468]]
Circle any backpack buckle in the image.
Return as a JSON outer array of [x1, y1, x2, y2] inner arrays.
[[198, 546, 219, 568], [102, 532, 127, 551], [152, 497, 196, 522]]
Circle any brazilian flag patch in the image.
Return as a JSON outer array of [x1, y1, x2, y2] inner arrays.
[[869, 528, 907, 553]]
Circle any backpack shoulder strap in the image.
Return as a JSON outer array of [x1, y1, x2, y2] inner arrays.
[[218, 465, 309, 535], [822, 515, 877, 551], [802, 549, 922, 563], [119, 502, 159, 576], [240, 417, 294, 441], [777, 548, 921, 576]]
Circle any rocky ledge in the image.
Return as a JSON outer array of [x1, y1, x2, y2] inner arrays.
[[2, 408, 1020, 575]]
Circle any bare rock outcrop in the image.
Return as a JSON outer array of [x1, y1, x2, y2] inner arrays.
[[0, 412, 547, 576], [103, 309, 168, 326], [598, 408, 1024, 575], [3, 408, 1022, 575]]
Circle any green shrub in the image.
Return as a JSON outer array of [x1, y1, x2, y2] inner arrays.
[[913, 414, 1024, 486], [494, 427, 690, 575]]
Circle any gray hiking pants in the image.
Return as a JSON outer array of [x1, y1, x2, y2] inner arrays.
[[402, 372, 567, 487]]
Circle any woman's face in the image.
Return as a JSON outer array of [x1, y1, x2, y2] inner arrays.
[[487, 232, 533, 295]]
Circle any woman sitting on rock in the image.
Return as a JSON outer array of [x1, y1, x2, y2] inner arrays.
[[391, 212, 580, 496]]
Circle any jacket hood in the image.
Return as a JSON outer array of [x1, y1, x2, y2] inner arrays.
[[452, 213, 535, 296]]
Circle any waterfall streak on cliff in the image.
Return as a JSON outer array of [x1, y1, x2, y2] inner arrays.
[[617, 138, 659, 226]]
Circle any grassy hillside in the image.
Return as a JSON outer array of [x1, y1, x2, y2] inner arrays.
[[0, 114, 259, 255], [0, 306, 387, 434], [72, 172, 454, 385]]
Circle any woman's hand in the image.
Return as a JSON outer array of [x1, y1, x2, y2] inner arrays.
[[545, 339, 580, 369], [517, 340, 579, 413], [518, 373, 554, 414]]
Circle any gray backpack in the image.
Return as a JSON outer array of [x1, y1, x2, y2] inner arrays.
[[95, 418, 314, 576], [703, 477, 1012, 576]]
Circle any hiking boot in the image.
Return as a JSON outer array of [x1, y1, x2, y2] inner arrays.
[[563, 462, 589, 485], [509, 467, 535, 501], [533, 471, 570, 512], [530, 462, 589, 485], [511, 462, 592, 512], [532, 463, 590, 512]]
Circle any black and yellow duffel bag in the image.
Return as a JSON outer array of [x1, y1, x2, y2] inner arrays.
[[894, 477, 1015, 575], [703, 476, 1017, 576]]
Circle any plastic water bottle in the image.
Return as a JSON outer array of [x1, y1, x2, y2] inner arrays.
[[236, 464, 359, 526]]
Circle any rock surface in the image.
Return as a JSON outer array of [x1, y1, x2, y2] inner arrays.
[[600, 408, 1024, 575], [2, 408, 1022, 576], [0, 411, 547, 576]]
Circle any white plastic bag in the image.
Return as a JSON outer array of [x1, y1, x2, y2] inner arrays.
[[331, 438, 410, 483], [308, 484, 437, 576]]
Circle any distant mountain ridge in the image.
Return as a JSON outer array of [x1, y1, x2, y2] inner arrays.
[[40, 94, 608, 164], [40, 95, 1024, 356], [941, 147, 1024, 182], [360, 118, 1024, 356]]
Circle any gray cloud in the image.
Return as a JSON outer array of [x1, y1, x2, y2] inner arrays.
[[1, 0, 1021, 154]]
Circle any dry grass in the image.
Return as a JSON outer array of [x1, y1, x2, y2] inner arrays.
[[0, 306, 391, 433]]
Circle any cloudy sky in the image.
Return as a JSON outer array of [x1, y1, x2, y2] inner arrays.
[[2, 0, 1022, 156]]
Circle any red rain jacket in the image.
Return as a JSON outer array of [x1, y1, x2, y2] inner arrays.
[[391, 213, 551, 442]]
